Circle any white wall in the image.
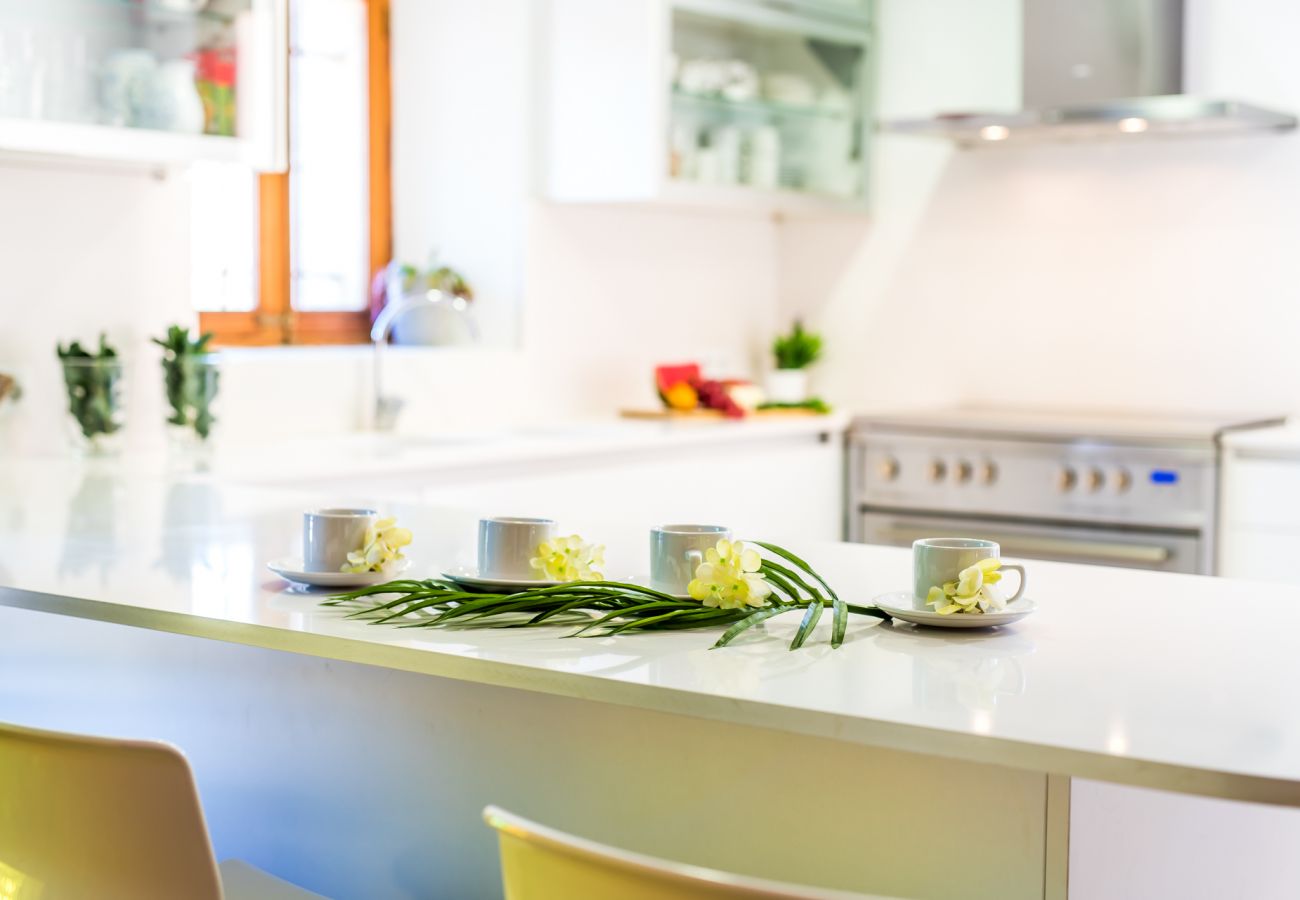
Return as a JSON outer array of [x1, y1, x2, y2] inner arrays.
[[389, 0, 534, 349], [796, 0, 1300, 419], [0, 163, 191, 456], [523, 203, 779, 411]]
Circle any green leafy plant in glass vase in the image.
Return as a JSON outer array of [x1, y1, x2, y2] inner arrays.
[[57, 335, 125, 455], [763, 320, 827, 410], [152, 326, 220, 443]]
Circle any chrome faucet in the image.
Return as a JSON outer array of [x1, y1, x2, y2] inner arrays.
[[370, 289, 478, 431]]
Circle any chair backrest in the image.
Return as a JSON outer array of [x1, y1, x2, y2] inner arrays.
[[483, 806, 894, 900], [0, 721, 223, 900]]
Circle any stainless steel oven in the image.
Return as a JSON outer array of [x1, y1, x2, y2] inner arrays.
[[848, 409, 1285, 575], [858, 511, 1203, 574]]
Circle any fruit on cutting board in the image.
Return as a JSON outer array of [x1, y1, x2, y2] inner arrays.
[[695, 379, 745, 418], [655, 363, 701, 404], [653, 364, 765, 418], [724, 380, 764, 412], [663, 381, 699, 411]]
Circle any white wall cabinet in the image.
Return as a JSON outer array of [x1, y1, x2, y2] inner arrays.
[[0, 0, 287, 170], [544, 0, 873, 213]]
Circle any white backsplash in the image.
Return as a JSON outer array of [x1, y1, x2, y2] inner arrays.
[[0, 163, 191, 456], [788, 0, 1300, 420]]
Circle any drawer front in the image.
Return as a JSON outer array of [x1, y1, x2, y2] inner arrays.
[[1222, 457, 1300, 530]]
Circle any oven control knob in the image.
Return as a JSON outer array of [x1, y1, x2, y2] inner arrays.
[[979, 462, 999, 485], [1112, 468, 1133, 493], [876, 457, 900, 482], [1057, 466, 1078, 492], [1085, 467, 1105, 493], [954, 460, 973, 484], [927, 460, 948, 483]]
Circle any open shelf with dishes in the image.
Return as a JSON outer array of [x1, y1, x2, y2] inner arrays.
[[544, 0, 872, 214], [0, 0, 286, 170]]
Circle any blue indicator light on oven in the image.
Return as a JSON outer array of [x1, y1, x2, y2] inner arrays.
[[1150, 470, 1179, 485]]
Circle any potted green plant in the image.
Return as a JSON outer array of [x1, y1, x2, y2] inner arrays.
[[57, 335, 125, 455], [152, 325, 220, 444], [766, 320, 823, 404]]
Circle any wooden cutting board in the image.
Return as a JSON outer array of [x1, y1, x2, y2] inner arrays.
[[619, 407, 826, 421]]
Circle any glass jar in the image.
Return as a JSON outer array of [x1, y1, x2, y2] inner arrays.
[[163, 354, 222, 448], [59, 357, 126, 456]]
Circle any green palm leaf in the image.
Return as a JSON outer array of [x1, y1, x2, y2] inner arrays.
[[712, 605, 798, 649], [321, 540, 881, 652], [790, 600, 824, 651]]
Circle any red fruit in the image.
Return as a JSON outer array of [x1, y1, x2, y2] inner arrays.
[[693, 377, 747, 418], [655, 363, 701, 405]]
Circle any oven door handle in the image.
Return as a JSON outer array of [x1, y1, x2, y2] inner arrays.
[[877, 528, 1172, 566]]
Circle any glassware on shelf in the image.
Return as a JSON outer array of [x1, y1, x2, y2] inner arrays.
[[194, 46, 236, 136], [98, 47, 157, 127], [748, 126, 780, 190], [152, 0, 213, 13], [713, 125, 742, 184], [59, 357, 126, 457], [669, 121, 697, 179], [0, 0, 248, 137], [137, 57, 206, 132], [667, 7, 868, 202]]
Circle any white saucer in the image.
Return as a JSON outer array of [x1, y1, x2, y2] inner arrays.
[[267, 557, 405, 589], [442, 565, 564, 592], [872, 591, 1037, 629]]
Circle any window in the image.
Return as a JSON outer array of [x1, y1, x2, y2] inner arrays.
[[196, 0, 389, 345]]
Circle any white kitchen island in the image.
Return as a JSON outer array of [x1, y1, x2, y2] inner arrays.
[[4, 438, 1300, 899]]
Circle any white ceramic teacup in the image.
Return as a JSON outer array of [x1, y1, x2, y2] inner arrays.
[[478, 517, 558, 580], [650, 524, 732, 595], [912, 537, 1027, 610], [304, 508, 377, 573]]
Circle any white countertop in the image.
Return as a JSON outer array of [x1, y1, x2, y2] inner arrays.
[[854, 406, 1286, 445], [3, 451, 1300, 807], [1224, 422, 1300, 457]]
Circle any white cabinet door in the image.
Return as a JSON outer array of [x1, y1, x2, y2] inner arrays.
[[272, 434, 845, 544], [1218, 450, 1300, 581], [1071, 779, 1300, 900], [421, 435, 844, 543], [544, 0, 667, 204]]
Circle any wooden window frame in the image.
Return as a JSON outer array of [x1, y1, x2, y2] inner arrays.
[[201, 0, 390, 346]]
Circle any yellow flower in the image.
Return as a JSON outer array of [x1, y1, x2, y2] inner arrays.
[[530, 535, 605, 582], [342, 517, 413, 575], [926, 557, 1007, 615], [687, 539, 772, 609]]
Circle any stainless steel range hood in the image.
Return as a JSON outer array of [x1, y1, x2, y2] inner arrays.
[[885, 0, 1297, 146]]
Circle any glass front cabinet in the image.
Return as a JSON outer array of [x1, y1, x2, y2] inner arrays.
[[545, 0, 872, 212], [0, 0, 287, 170]]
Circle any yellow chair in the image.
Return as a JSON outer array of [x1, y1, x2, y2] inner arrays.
[[0, 721, 325, 900], [484, 805, 899, 900]]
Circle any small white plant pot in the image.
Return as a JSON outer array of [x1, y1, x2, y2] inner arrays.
[[764, 369, 810, 404]]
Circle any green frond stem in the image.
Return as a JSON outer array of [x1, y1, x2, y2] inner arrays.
[[320, 542, 881, 651]]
